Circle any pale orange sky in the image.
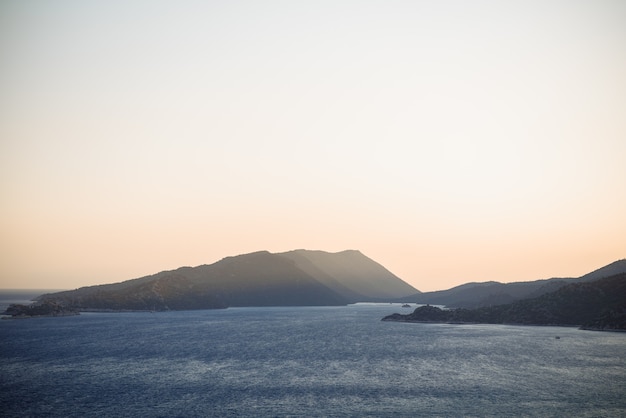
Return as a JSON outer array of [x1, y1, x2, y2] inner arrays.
[[1, 0, 625, 292]]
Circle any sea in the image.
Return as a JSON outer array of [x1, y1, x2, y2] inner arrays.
[[1, 295, 625, 417]]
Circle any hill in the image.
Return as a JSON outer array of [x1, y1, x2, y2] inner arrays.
[[35, 250, 418, 311], [403, 259, 626, 308], [280, 249, 419, 301], [383, 272, 626, 331]]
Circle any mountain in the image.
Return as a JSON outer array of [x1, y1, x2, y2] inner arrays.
[[280, 249, 419, 301], [578, 259, 626, 281], [403, 259, 626, 308], [383, 272, 626, 331], [36, 250, 418, 311]]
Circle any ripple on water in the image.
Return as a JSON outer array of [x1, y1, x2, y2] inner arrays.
[[1, 306, 625, 417]]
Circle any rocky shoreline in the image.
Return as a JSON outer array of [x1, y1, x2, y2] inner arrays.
[[1, 302, 79, 319], [382, 304, 626, 332]]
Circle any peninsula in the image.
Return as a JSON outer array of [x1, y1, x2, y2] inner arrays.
[[2, 301, 79, 318], [383, 272, 626, 331], [34, 249, 418, 312]]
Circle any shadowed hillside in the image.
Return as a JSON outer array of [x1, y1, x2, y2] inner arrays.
[[384, 272, 626, 331], [280, 249, 418, 300], [404, 259, 626, 308], [36, 250, 418, 311]]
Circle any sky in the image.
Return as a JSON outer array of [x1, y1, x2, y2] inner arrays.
[[1, 0, 625, 292]]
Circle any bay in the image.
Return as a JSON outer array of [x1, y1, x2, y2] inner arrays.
[[1, 303, 625, 417]]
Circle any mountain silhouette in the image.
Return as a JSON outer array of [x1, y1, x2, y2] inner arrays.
[[403, 259, 626, 308], [37, 250, 418, 311], [383, 272, 626, 331]]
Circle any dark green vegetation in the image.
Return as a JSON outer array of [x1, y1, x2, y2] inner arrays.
[[402, 259, 626, 308], [35, 250, 418, 311], [383, 272, 626, 331]]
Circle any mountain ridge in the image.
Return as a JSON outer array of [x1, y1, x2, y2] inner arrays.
[[383, 272, 626, 331], [403, 259, 626, 308], [35, 249, 418, 311]]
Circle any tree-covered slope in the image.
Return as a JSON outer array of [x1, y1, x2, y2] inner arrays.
[[383, 272, 626, 331]]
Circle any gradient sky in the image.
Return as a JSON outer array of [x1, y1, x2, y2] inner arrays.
[[1, 0, 625, 292]]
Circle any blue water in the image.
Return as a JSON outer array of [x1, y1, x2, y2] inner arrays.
[[1, 303, 625, 417]]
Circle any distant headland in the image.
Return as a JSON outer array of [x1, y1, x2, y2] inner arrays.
[[2, 301, 79, 319], [5, 249, 418, 315], [382, 272, 626, 332], [4, 253, 625, 324]]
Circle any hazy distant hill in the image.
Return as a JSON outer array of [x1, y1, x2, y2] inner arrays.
[[577, 259, 626, 281], [37, 250, 418, 311], [404, 259, 626, 308], [384, 272, 626, 331], [281, 250, 419, 301]]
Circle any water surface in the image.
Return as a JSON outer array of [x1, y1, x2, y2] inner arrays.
[[1, 304, 625, 416]]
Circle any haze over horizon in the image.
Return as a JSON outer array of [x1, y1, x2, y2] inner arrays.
[[1, 0, 625, 292]]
